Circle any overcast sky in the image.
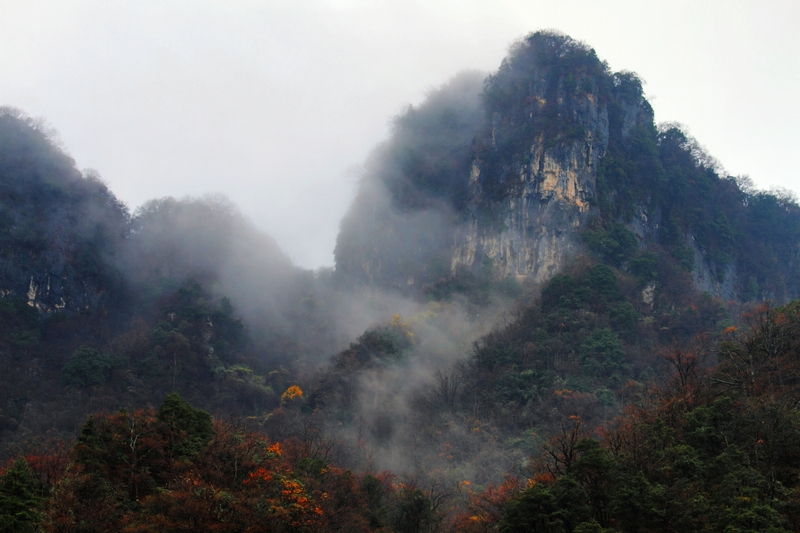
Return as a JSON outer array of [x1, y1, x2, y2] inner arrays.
[[1, 0, 798, 268]]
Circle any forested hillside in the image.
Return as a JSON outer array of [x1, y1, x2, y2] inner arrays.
[[0, 108, 128, 315], [0, 106, 354, 450], [1, 31, 800, 533], [4, 303, 800, 531]]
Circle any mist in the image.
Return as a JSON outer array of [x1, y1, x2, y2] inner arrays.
[[5, 23, 799, 498], [3, 2, 797, 270], [69, 68, 532, 486], [3, 7, 800, 527]]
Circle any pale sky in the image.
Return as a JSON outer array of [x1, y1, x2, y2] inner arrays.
[[1, 0, 798, 268]]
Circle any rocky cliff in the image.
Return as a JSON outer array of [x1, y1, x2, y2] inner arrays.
[[335, 31, 800, 302], [451, 33, 614, 283], [0, 107, 129, 314], [334, 33, 642, 291]]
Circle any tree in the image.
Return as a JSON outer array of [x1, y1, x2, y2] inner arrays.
[[60, 346, 111, 388], [391, 485, 439, 533], [158, 392, 214, 459], [0, 459, 43, 533], [499, 483, 566, 533]]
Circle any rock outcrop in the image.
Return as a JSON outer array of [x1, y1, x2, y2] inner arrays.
[[0, 107, 128, 314], [336, 32, 633, 290], [334, 31, 800, 302], [452, 52, 611, 283]]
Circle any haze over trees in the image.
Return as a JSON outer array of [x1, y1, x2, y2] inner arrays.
[[1, 31, 800, 531]]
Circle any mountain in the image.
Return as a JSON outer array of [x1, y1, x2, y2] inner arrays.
[[0, 107, 350, 451], [335, 31, 800, 303], [0, 107, 129, 314], [2, 30, 800, 533]]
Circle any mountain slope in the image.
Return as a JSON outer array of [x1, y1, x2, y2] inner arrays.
[[0, 107, 129, 314], [335, 31, 800, 303]]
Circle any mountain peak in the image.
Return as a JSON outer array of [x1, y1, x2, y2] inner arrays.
[[335, 32, 800, 303]]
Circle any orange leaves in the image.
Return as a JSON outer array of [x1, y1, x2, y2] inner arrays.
[[280, 477, 305, 497], [245, 467, 274, 485], [532, 472, 556, 486], [440, 442, 455, 461], [4, 399, 405, 533], [260, 476, 323, 530], [23, 405, 338, 532], [235, 453, 326, 531], [450, 476, 523, 533], [267, 442, 283, 457], [281, 384, 304, 402]]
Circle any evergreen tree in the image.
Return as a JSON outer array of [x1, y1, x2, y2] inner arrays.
[[0, 459, 43, 533]]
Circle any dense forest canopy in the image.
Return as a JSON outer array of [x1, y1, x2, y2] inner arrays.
[[1, 30, 800, 532], [4, 302, 800, 531]]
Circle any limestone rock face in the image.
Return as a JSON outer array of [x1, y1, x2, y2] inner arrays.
[[450, 33, 615, 284], [452, 102, 610, 284], [335, 32, 798, 302], [689, 236, 738, 301], [334, 32, 645, 292]]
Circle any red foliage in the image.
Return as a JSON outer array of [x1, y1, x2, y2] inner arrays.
[[449, 477, 523, 533], [12, 409, 394, 532]]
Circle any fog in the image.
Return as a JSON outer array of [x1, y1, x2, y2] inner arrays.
[[3, 14, 791, 485], [1, 0, 797, 268], [2, 1, 799, 487], [96, 70, 526, 483]]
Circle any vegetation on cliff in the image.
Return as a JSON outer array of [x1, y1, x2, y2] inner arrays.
[[334, 31, 800, 302]]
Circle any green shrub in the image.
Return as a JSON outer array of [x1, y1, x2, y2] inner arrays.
[[61, 346, 111, 388]]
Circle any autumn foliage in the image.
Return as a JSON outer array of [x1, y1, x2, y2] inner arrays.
[[4, 303, 800, 531], [0, 394, 397, 533], [450, 301, 800, 532]]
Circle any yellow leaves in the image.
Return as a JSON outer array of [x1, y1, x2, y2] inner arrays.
[[416, 302, 442, 322], [391, 313, 416, 344], [280, 385, 303, 402], [268, 442, 283, 457], [391, 314, 406, 328], [280, 477, 305, 497]]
